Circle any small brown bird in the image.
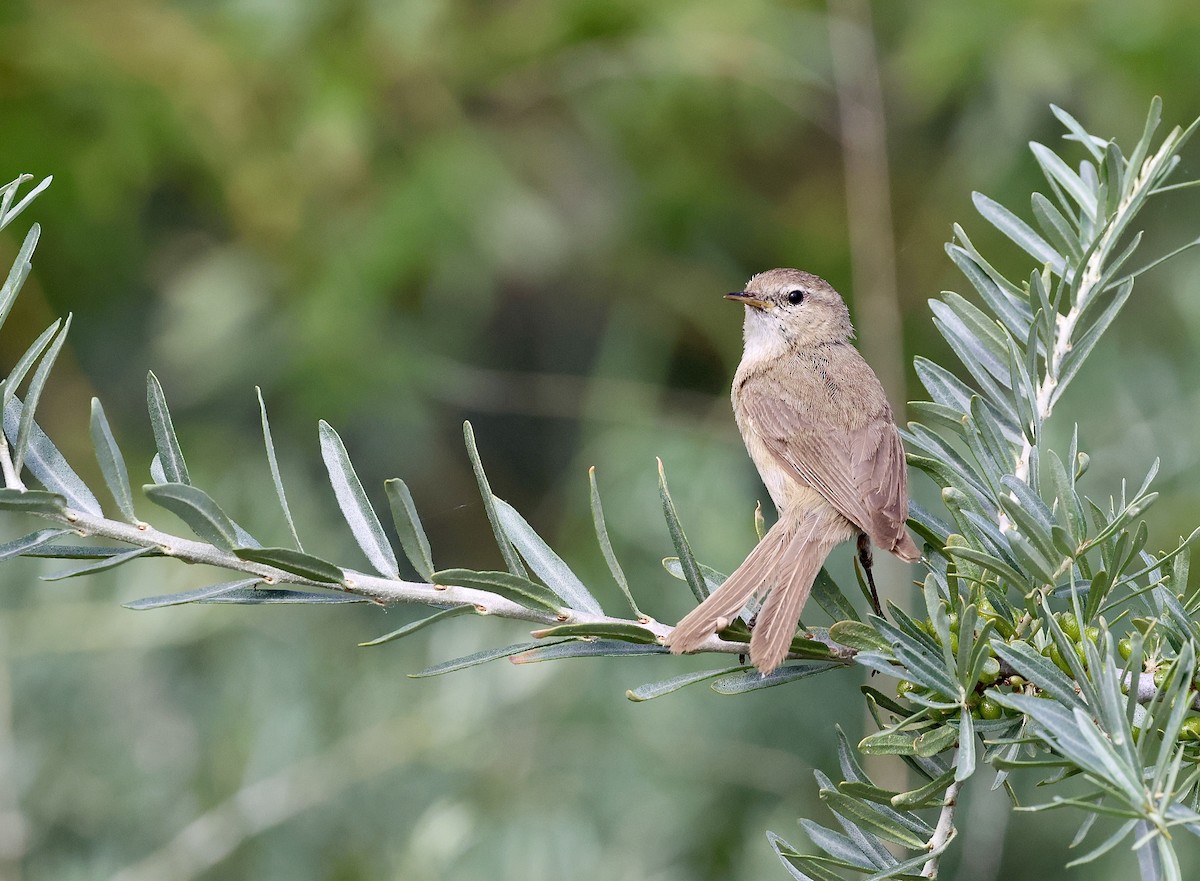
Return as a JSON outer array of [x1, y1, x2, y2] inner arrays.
[[665, 269, 919, 673]]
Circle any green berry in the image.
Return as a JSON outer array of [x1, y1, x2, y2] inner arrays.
[[979, 696, 1003, 720], [1008, 675, 1026, 689], [1154, 666, 1169, 688], [947, 612, 960, 633], [1049, 644, 1073, 676], [978, 656, 1001, 686], [1058, 613, 1081, 643], [1181, 717, 1200, 742], [1084, 625, 1100, 644], [1118, 638, 1134, 661], [896, 679, 915, 697]]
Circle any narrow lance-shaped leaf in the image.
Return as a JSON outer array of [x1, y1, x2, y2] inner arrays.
[[463, 421, 527, 578], [13, 314, 72, 478], [318, 420, 399, 578], [0, 175, 51, 231], [973, 191, 1065, 274], [384, 478, 434, 581], [0, 224, 39, 335], [627, 667, 746, 702], [0, 528, 69, 560], [0, 488, 66, 515], [432, 568, 562, 613], [657, 458, 708, 603], [493, 497, 604, 614], [146, 371, 190, 485], [257, 388, 303, 551], [1, 320, 59, 416], [233, 546, 346, 585], [90, 398, 137, 522], [2, 397, 102, 516], [41, 546, 156, 581], [124, 578, 261, 610], [359, 606, 473, 647], [408, 640, 572, 678], [589, 467, 643, 618], [144, 482, 239, 551]]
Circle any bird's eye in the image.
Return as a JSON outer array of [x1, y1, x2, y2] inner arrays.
[[786, 289, 805, 305]]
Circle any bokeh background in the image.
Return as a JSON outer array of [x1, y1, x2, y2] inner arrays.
[[1, 1, 1200, 879]]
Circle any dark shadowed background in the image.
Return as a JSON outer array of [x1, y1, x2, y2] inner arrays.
[[1, 1, 1199, 879]]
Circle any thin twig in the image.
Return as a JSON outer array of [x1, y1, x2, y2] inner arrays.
[[42, 505, 856, 664], [921, 761, 961, 878]]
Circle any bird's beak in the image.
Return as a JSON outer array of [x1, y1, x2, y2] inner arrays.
[[725, 291, 772, 310]]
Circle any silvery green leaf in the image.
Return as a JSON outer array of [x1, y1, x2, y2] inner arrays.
[[791, 823, 875, 872], [359, 606, 472, 647], [930, 300, 1011, 385], [1050, 104, 1108, 161], [973, 192, 1066, 274], [13, 315, 71, 477], [829, 620, 887, 652], [149, 453, 166, 485], [874, 619, 957, 697], [123, 578, 260, 609], [41, 545, 154, 581], [531, 622, 657, 643], [233, 546, 345, 585], [767, 832, 830, 881], [626, 667, 746, 702], [432, 568, 563, 613], [945, 242, 1032, 337], [1125, 97, 1163, 185], [0, 487, 66, 515], [589, 467, 642, 618], [408, 639, 571, 678], [818, 786, 927, 850], [1067, 819, 1139, 868], [0, 175, 51, 230], [144, 482, 238, 551], [89, 398, 137, 522], [318, 420, 399, 578], [990, 642, 1085, 712], [146, 371, 189, 485], [385, 478, 434, 580], [711, 662, 841, 695], [1053, 279, 1135, 408], [661, 556, 725, 595], [1030, 141, 1098, 217], [463, 421, 526, 578], [493, 497, 603, 614], [1031, 192, 1082, 259], [811, 568, 860, 623], [657, 458, 708, 602], [2, 398, 102, 516], [0, 224, 38, 332], [914, 356, 973, 412], [257, 388, 303, 552], [193, 587, 364, 605], [512, 640, 667, 663], [943, 545, 1027, 587], [1, 318, 58, 414], [0, 528, 69, 559]]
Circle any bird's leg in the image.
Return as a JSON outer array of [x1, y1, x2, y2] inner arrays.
[[857, 532, 883, 617]]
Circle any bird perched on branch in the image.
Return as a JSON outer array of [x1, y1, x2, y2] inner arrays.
[[665, 269, 919, 673]]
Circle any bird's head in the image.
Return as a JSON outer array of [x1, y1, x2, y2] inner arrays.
[[726, 268, 855, 356]]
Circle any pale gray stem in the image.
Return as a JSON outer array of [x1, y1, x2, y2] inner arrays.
[[921, 771, 961, 878], [39, 506, 855, 664]]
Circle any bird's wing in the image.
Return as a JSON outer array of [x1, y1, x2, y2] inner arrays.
[[741, 390, 913, 556]]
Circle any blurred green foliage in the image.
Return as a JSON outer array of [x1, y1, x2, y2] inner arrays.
[[1, 1, 1199, 879]]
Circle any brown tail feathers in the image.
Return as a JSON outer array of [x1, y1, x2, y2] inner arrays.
[[665, 516, 839, 674]]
